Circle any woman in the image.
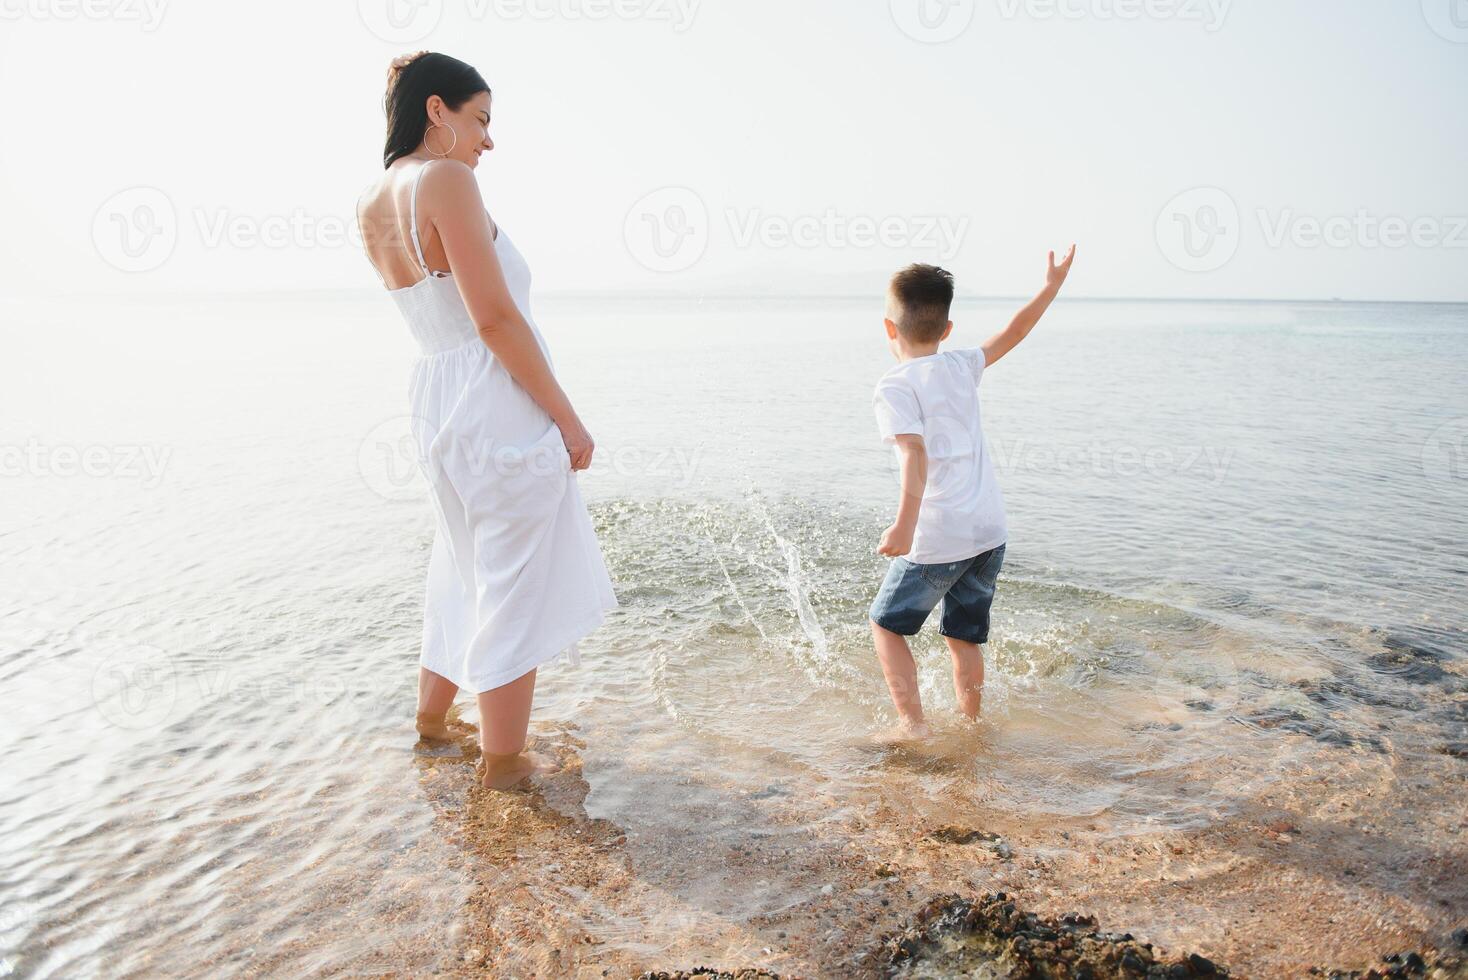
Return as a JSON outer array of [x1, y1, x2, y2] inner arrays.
[[357, 52, 617, 789]]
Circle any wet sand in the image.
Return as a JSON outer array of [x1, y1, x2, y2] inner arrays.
[[410, 719, 1466, 979]]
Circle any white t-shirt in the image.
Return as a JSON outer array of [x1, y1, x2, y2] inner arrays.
[[872, 347, 1007, 565]]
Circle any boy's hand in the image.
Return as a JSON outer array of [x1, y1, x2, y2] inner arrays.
[[982, 244, 1076, 367], [877, 523, 914, 557], [1046, 244, 1077, 291]]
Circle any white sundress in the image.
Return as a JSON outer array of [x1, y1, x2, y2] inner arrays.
[[377, 164, 617, 693]]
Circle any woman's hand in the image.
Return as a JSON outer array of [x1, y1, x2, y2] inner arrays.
[[558, 418, 595, 472], [387, 51, 429, 84], [422, 162, 589, 466]]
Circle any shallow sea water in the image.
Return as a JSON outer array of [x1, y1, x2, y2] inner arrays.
[[1, 293, 1464, 976]]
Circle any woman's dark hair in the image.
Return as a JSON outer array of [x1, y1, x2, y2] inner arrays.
[[383, 53, 490, 168]]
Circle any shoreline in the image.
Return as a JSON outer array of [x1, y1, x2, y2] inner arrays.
[[411, 721, 1466, 978]]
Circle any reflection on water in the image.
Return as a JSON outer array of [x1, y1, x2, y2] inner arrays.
[[0, 294, 1464, 976]]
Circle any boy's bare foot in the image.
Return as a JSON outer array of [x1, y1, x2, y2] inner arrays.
[[872, 719, 932, 745], [478, 749, 556, 790], [956, 692, 982, 721]]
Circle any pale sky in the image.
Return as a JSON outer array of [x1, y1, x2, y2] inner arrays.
[[1, 0, 1465, 301]]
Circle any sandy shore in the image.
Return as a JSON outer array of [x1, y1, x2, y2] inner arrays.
[[405, 714, 1466, 979]]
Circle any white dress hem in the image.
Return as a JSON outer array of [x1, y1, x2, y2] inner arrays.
[[421, 602, 615, 695]]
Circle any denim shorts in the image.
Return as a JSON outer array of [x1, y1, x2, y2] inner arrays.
[[868, 544, 1006, 644]]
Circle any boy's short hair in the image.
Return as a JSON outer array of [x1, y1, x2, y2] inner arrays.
[[888, 264, 955, 343]]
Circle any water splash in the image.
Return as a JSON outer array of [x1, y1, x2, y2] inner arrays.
[[751, 495, 832, 660], [712, 549, 770, 645]]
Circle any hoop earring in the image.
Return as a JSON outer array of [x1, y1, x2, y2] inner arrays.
[[425, 122, 457, 159]]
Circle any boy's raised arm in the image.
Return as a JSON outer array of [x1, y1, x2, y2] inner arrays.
[[878, 434, 927, 557], [980, 245, 1076, 368]]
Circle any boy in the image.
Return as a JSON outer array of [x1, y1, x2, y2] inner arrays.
[[869, 247, 1076, 738]]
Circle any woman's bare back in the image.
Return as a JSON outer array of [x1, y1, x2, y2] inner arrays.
[[358, 161, 496, 290]]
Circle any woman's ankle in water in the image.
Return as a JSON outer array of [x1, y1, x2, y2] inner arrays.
[[478, 748, 552, 790], [415, 710, 453, 741], [479, 749, 529, 788]]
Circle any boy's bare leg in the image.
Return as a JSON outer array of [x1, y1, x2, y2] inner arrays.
[[945, 636, 984, 720], [871, 620, 929, 737]]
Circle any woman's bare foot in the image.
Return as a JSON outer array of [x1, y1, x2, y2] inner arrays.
[[415, 710, 454, 741], [479, 749, 556, 790]]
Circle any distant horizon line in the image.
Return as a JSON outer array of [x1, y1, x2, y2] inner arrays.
[[7, 288, 1468, 307]]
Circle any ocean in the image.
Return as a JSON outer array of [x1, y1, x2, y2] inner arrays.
[[1, 292, 1464, 976]]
